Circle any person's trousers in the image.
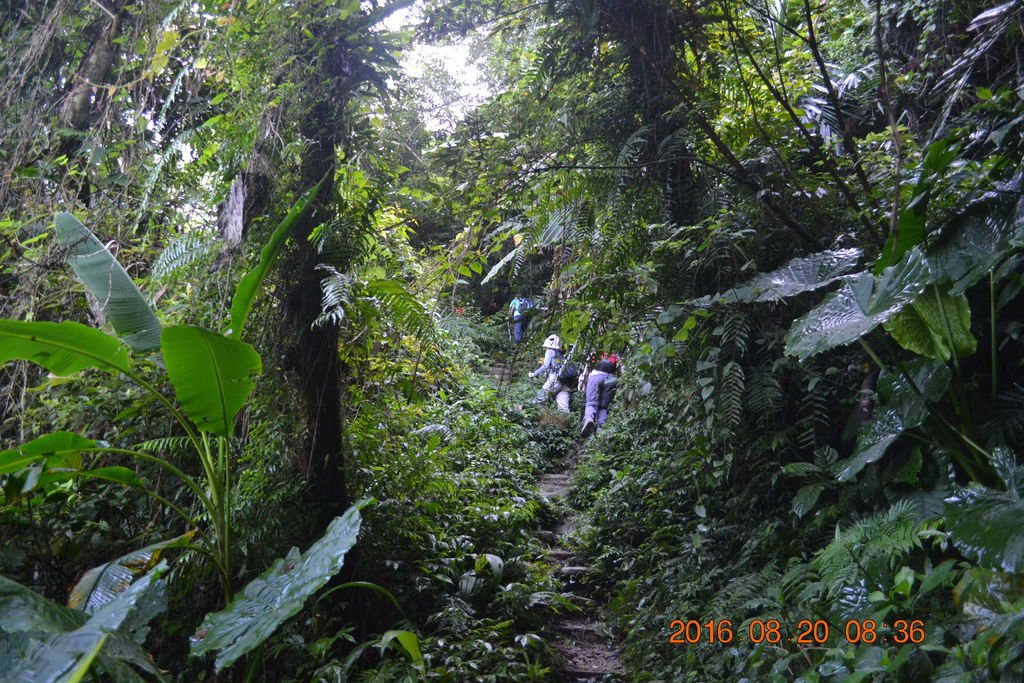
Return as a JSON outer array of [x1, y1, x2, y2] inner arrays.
[[513, 316, 525, 342], [535, 377, 571, 412], [583, 371, 616, 426]]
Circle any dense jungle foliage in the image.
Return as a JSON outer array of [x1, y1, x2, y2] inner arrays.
[[2, 0, 1024, 680]]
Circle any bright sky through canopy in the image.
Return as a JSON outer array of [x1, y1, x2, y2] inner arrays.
[[379, 3, 490, 130]]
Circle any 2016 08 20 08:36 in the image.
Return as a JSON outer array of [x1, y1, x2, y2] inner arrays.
[[668, 618, 926, 645]]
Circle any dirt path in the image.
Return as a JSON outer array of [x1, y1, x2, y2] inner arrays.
[[537, 444, 627, 682]]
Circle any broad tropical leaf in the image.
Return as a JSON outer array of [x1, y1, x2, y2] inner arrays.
[[945, 449, 1024, 573], [792, 483, 824, 518], [785, 249, 931, 359], [161, 326, 261, 436], [836, 360, 950, 481], [926, 187, 1024, 294], [0, 562, 167, 682], [190, 499, 369, 671], [69, 534, 193, 614], [702, 248, 863, 304], [0, 320, 131, 376], [0, 432, 94, 476], [55, 213, 162, 353], [228, 178, 324, 340], [877, 138, 958, 269], [884, 286, 976, 360]]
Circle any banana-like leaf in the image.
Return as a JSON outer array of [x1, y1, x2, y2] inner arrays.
[[884, 286, 977, 360], [785, 249, 930, 359], [701, 248, 863, 304], [227, 178, 324, 340], [55, 213, 162, 353], [161, 326, 261, 436], [190, 499, 370, 671], [69, 534, 193, 614], [0, 561, 167, 682], [0, 432, 94, 476], [836, 359, 950, 482], [0, 320, 131, 376], [945, 448, 1024, 573]]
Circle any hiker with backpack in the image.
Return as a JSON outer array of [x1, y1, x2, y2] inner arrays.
[[507, 294, 534, 343], [529, 334, 577, 412], [580, 353, 620, 437]]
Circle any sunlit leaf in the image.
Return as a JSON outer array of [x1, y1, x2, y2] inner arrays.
[[792, 483, 824, 518], [69, 534, 193, 614], [926, 185, 1024, 294], [945, 450, 1024, 573], [0, 562, 167, 682], [0, 432, 94, 476], [836, 360, 950, 481]]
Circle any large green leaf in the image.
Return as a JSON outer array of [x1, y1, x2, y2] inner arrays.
[[836, 360, 950, 481], [69, 534, 192, 614], [190, 499, 369, 671], [227, 178, 324, 340], [926, 185, 1024, 295], [785, 249, 931, 359], [945, 449, 1024, 573], [55, 213, 162, 353], [0, 432, 94, 476], [877, 138, 958, 270], [701, 248, 862, 304], [884, 286, 977, 360], [0, 562, 167, 683], [0, 320, 131, 376], [161, 326, 261, 436]]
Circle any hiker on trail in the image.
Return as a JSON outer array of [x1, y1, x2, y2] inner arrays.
[[581, 353, 620, 437], [507, 294, 533, 343], [529, 334, 577, 412]]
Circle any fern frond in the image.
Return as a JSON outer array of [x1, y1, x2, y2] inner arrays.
[[719, 360, 745, 432], [616, 125, 653, 167], [314, 265, 354, 328], [722, 311, 749, 355], [133, 436, 194, 453], [746, 367, 782, 426], [152, 233, 219, 280], [364, 278, 436, 341], [814, 500, 922, 599], [708, 567, 781, 618]]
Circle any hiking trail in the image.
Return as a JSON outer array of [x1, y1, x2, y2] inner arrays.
[[537, 439, 626, 682]]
